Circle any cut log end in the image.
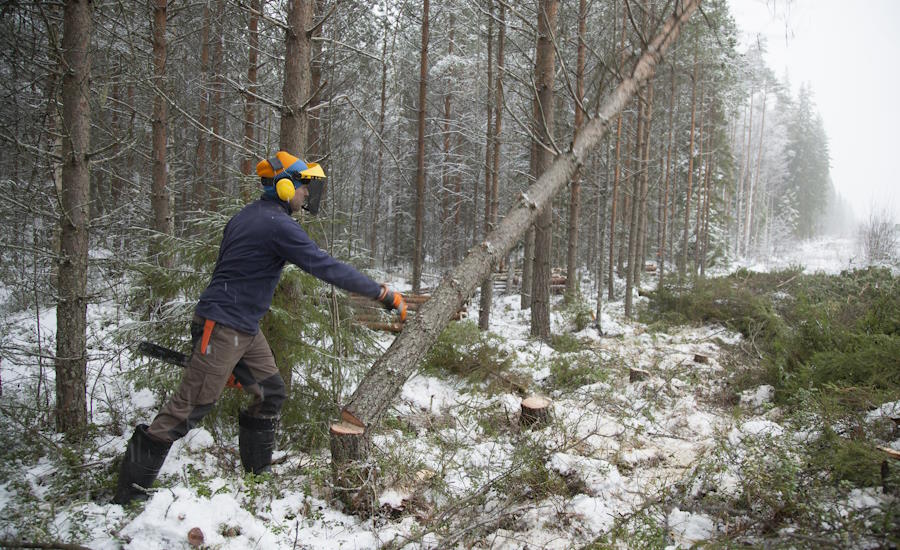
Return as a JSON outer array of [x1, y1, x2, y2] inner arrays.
[[341, 409, 365, 429], [520, 396, 552, 428], [330, 421, 365, 436]]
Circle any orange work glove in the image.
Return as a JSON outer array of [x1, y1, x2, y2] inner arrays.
[[377, 284, 408, 322]]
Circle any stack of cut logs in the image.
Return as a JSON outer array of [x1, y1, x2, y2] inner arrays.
[[490, 268, 569, 294], [349, 292, 467, 333]]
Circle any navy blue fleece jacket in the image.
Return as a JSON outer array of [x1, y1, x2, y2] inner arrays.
[[194, 196, 381, 334]]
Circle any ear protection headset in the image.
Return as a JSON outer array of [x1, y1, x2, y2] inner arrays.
[[259, 154, 327, 214]]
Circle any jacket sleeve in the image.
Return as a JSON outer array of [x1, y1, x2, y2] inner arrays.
[[272, 217, 381, 298]]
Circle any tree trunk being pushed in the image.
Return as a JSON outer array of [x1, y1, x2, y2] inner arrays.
[[520, 396, 552, 428], [331, 0, 701, 513]]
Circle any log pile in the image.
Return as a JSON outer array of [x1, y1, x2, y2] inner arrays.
[[490, 270, 569, 294]]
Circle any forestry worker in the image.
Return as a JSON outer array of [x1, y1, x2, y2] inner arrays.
[[113, 151, 407, 505]]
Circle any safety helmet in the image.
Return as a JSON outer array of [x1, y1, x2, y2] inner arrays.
[[256, 151, 327, 214]]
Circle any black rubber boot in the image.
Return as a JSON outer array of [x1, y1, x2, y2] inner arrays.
[[113, 424, 172, 505], [238, 410, 277, 474]]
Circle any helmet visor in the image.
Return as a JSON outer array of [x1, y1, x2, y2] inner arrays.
[[303, 179, 325, 215]]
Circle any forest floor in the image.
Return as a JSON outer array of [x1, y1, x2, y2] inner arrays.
[[0, 236, 897, 549]]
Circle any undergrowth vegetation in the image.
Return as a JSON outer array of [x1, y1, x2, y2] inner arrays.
[[421, 321, 514, 388], [643, 267, 900, 545]]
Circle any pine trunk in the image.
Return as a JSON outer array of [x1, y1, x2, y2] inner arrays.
[[241, 0, 261, 183], [370, 24, 390, 267], [608, 1, 627, 301], [412, 0, 429, 292], [56, 0, 92, 436], [150, 0, 171, 267], [564, 0, 587, 302], [281, 0, 312, 155], [530, 0, 558, 340], [679, 47, 698, 280], [195, 2, 211, 208], [479, 6, 493, 330]]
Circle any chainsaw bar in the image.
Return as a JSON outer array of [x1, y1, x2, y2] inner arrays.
[[137, 341, 245, 389], [137, 341, 190, 367]]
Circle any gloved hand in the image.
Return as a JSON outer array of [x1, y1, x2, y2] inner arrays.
[[377, 284, 408, 322]]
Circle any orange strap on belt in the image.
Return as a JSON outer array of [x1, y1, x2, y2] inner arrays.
[[200, 319, 215, 355]]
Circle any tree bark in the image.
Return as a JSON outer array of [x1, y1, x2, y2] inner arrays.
[[412, 0, 429, 293], [679, 44, 698, 280], [659, 60, 676, 286], [331, 0, 701, 512], [370, 19, 390, 267], [745, 85, 767, 254], [241, 0, 261, 183], [529, 0, 559, 340], [150, 0, 172, 267], [608, 1, 627, 301], [478, 6, 493, 329], [56, 0, 92, 436], [280, 0, 312, 155], [564, 0, 587, 302], [195, 2, 211, 208]]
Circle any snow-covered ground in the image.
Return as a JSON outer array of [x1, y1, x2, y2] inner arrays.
[[0, 238, 896, 548]]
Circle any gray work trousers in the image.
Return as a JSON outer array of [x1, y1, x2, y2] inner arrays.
[[147, 316, 286, 443]]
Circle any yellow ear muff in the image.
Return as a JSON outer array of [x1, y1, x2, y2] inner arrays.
[[276, 178, 296, 201]]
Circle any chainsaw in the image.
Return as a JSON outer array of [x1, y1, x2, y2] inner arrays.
[[137, 341, 244, 388]]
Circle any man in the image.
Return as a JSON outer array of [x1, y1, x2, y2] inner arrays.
[[114, 151, 406, 505]]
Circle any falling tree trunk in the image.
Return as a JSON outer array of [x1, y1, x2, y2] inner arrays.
[[412, 0, 429, 292], [150, 0, 172, 267], [281, 0, 312, 155], [479, 6, 494, 330], [679, 44, 698, 280], [56, 0, 92, 437], [530, 0, 558, 340], [329, 0, 701, 512], [564, 0, 587, 302]]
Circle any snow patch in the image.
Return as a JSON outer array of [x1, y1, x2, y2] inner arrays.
[[667, 508, 717, 546]]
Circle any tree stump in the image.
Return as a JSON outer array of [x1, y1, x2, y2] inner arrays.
[[629, 367, 650, 383], [329, 421, 374, 514], [520, 396, 552, 428], [693, 353, 709, 364]]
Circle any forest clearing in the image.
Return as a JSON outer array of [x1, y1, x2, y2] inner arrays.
[[1, 0, 898, 548]]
